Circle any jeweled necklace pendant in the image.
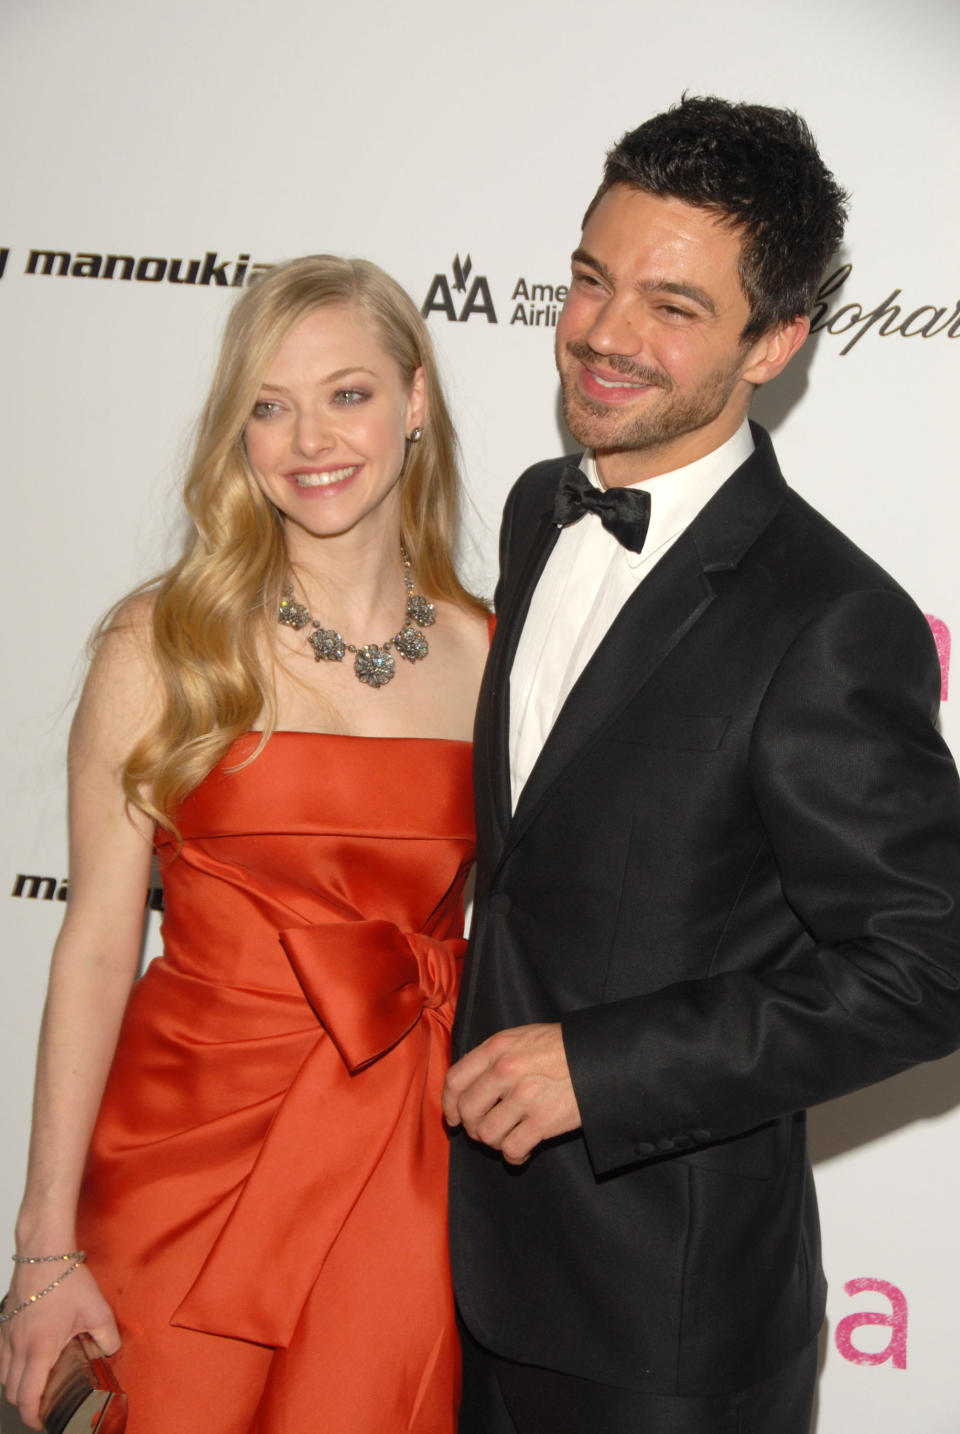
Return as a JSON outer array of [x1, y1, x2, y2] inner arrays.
[[308, 628, 346, 662], [353, 645, 395, 688], [278, 594, 311, 629], [278, 547, 435, 689]]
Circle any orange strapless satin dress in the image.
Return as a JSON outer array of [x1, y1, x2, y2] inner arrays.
[[76, 732, 475, 1434]]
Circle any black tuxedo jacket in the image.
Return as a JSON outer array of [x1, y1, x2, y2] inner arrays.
[[450, 424, 960, 1396]]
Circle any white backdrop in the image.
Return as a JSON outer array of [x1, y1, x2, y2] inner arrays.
[[1, 0, 958, 1429]]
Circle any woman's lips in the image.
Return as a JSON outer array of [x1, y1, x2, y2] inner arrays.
[[285, 463, 361, 492]]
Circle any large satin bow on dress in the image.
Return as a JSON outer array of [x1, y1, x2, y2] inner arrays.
[[172, 918, 464, 1346]]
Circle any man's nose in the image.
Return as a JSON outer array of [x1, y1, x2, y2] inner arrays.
[[585, 296, 646, 359]]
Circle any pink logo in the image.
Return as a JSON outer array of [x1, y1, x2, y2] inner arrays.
[[925, 615, 950, 701], [835, 1278, 908, 1370]]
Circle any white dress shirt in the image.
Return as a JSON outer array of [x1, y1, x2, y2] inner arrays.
[[508, 421, 755, 810]]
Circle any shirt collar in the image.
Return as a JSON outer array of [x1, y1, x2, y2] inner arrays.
[[581, 420, 755, 569]]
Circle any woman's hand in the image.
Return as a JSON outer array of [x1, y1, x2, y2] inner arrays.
[[0, 1263, 120, 1431], [2, 613, 156, 1429]]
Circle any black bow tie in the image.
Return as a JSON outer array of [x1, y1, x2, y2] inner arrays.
[[553, 464, 651, 554]]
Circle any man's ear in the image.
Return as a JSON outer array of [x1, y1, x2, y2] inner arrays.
[[740, 316, 810, 388]]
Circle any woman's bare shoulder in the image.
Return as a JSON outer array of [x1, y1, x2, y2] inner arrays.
[[72, 591, 162, 762], [99, 588, 157, 643], [435, 598, 492, 655]]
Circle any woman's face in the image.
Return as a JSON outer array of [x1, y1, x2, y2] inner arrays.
[[244, 304, 424, 546]]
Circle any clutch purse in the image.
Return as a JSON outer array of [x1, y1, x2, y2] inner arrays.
[[39, 1332, 127, 1434]]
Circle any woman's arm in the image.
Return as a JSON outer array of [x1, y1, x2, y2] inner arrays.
[[1, 611, 159, 1428]]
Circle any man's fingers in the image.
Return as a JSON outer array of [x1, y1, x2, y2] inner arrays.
[[444, 1025, 581, 1160], [500, 1125, 537, 1166], [442, 1042, 497, 1124], [443, 1035, 517, 1124], [475, 1094, 527, 1150], [453, 1069, 514, 1137], [447, 1047, 534, 1135]]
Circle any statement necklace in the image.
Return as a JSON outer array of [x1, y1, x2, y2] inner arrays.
[[278, 547, 436, 689]]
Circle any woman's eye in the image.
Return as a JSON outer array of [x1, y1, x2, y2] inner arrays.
[[333, 388, 370, 405], [251, 399, 282, 418]]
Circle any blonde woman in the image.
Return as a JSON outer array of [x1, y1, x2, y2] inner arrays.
[[0, 256, 490, 1433]]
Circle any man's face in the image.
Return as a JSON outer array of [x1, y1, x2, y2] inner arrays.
[[555, 185, 768, 485]]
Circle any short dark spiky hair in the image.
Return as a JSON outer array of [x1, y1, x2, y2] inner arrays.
[[584, 95, 848, 341]]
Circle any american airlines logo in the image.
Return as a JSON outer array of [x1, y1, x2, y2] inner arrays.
[[421, 254, 497, 323], [421, 255, 570, 329]]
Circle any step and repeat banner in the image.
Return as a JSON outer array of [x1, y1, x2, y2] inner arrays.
[[1, 0, 957, 1428]]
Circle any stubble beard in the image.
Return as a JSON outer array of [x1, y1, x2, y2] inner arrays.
[[557, 341, 747, 458]]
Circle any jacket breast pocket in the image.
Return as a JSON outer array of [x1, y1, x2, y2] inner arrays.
[[606, 710, 730, 752]]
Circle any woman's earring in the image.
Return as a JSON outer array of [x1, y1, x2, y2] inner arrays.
[[407, 427, 422, 443]]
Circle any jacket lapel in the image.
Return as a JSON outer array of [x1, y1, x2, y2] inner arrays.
[[476, 507, 561, 856], [496, 426, 788, 866]]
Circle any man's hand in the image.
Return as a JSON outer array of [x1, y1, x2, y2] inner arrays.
[[442, 1023, 582, 1165]]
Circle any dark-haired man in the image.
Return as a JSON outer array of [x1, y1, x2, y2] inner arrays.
[[444, 97, 960, 1433]]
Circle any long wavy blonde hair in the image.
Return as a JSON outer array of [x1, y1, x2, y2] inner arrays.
[[116, 255, 484, 830]]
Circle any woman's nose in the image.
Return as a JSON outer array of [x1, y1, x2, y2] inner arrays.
[[292, 411, 333, 457]]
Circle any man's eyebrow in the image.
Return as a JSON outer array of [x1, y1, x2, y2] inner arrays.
[[571, 247, 613, 284], [571, 248, 717, 317], [640, 280, 717, 316]]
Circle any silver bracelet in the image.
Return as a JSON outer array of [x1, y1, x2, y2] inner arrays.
[[0, 1253, 87, 1326], [12, 1250, 85, 1265]]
